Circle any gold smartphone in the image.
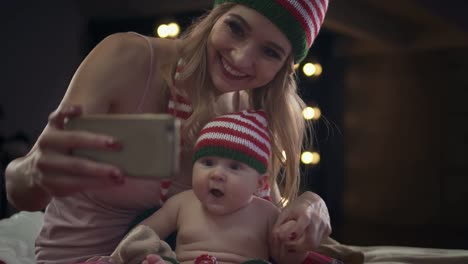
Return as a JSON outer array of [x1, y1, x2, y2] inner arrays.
[[64, 114, 180, 179]]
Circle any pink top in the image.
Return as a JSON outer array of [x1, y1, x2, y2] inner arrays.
[[35, 32, 165, 264]]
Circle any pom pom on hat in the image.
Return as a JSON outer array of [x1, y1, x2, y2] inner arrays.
[[193, 110, 271, 174], [214, 0, 330, 63]]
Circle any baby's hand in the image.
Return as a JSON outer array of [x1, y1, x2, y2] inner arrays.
[[142, 254, 166, 264]]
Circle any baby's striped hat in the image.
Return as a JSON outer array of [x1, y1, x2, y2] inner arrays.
[[193, 110, 270, 174], [214, 0, 329, 63]]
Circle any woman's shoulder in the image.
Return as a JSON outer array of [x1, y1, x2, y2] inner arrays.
[[94, 32, 179, 66], [68, 33, 179, 112]]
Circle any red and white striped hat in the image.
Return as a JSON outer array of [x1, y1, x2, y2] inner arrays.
[[214, 0, 329, 63], [193, 110, 271, 174]]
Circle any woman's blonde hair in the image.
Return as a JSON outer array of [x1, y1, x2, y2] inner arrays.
[[251, 56, 307, 205], [160, 3, 309, 205], [161, 3, 236, 148]]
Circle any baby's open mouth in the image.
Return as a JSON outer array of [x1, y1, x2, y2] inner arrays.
[[210, 188, 224, 197]]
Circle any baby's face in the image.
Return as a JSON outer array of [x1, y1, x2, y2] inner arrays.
[[192, 156, 262, 215]]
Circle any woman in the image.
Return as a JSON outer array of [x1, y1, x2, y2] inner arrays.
[[5, 0, 331, 263]]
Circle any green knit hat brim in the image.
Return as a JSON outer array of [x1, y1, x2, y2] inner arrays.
[[193, 146, 267, 174], [214, 0, 309, 63]]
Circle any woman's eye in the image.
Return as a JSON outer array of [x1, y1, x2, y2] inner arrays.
[[264, 47, 281, 59], [226, 20, 244, 37]]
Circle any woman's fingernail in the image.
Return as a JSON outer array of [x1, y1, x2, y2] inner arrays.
[[289, 232, 297, 240], [110, 170, 125, 185], [106, 139, 122, 150]]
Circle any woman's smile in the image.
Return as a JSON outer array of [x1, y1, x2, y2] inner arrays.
[[207, 5, 291, 93], [220, 55, 249, 79]]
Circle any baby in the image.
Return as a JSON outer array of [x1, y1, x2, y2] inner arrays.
[[110, 110, 307, 264]]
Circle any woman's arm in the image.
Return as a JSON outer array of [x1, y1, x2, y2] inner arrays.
[[5, 153, 52, 211], [5, 33, 157, 211]]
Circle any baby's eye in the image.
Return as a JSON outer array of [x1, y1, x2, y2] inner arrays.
[[229, 162, 242, 170], [201, 158, 214, 167]]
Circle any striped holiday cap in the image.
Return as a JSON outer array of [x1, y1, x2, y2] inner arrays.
[[193, 110, 270, 174], [214, 0, 329, 63]]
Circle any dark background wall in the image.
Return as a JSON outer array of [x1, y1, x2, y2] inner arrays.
[[1, 0, 85, 139], [340, 48, 468, 249], [1, 0, 467, 250]]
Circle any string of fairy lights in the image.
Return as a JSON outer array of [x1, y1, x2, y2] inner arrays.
[[156, 21, 323, 167]]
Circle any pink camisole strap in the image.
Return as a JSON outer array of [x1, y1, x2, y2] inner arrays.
[[127, 32, 154, 113]]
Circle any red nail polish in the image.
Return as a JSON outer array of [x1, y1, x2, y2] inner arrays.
[[110, 170, 125, 185], [289, 232, 297, 240], [110, 175, 123, 184], [106, 139, 122, 150]]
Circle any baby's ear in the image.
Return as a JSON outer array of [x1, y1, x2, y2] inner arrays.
[[257, 174, 268, 190]]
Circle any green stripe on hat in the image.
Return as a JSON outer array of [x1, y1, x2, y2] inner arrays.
[[193, 146, 267, 174], [214, 0, 309, 63]]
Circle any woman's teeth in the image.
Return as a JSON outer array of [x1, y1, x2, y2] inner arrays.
[[221, 57, 247, 77]]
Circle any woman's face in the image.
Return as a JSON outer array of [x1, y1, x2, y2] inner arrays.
[[207, 5, 292, 93]]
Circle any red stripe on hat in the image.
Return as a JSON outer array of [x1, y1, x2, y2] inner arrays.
[[160, 180, 172, 189], [317, 0, 327, 22], [239, 110, 267, 128], [167, 95, 193, 119], [320, 0, 328, 14], [237, 113, 269, 138], [213, 117, 270, 142], [275, 0, 312, 46], [197, 126, 270, 155], [169, 94, 192, 105], [261, 182, 270, 191], [195, 139, 269, 167], [310, 0, 325, 38], [167, 108, 192, 119], [299, 0, 319, 39]]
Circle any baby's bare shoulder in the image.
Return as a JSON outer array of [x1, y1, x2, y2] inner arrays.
[[251, 197, 280, 217], [168, 189, 194, 201]]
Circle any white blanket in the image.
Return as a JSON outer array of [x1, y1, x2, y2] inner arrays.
[[0, 211, 43, 264]]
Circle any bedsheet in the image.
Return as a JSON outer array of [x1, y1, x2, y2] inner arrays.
[[317, 238, 468, 264], [0, 211, 43, 264]]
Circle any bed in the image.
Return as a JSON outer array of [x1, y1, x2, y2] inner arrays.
[[1, 211, 467, 264], [0, 211, 43, 264]]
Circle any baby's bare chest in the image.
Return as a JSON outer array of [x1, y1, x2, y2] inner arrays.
[[176, 205, 270, 257]]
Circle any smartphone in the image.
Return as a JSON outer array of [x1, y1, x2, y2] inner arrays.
[[64, 114, 180, 179]]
